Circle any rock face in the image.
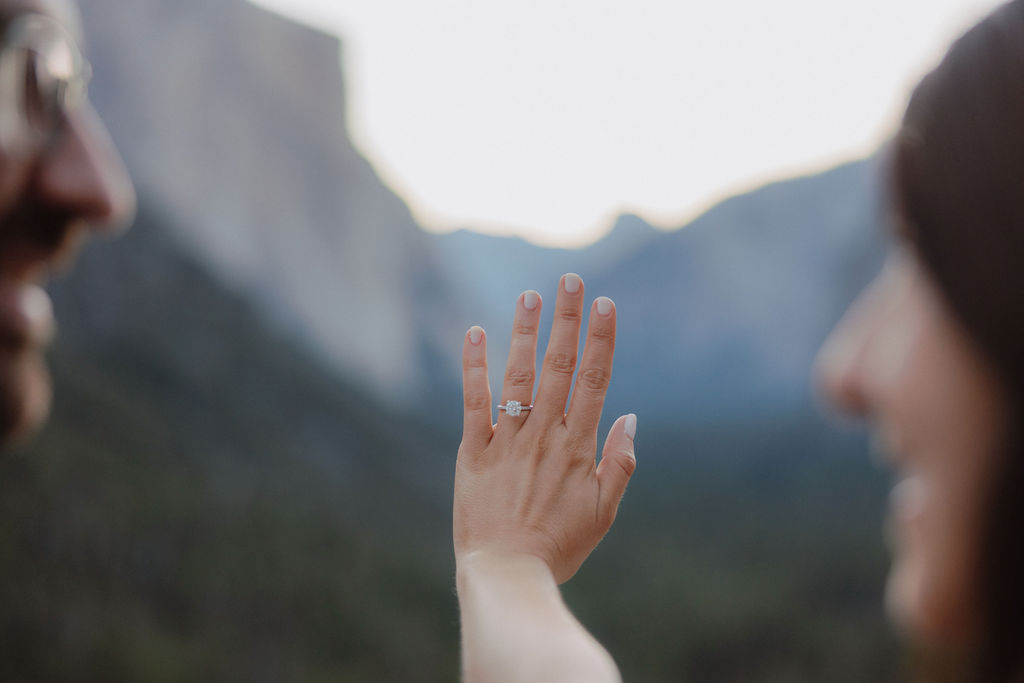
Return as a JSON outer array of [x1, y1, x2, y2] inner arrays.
[[80, 0, 464, 405]]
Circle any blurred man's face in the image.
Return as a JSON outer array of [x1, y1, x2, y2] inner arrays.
[[0, 0, 134, 443]]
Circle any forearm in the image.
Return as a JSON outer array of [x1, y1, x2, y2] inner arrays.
[[456, 551, 621, 683]]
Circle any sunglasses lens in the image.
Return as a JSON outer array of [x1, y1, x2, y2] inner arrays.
[[23, 50, 64, 133], [0, 14, 88, 151]]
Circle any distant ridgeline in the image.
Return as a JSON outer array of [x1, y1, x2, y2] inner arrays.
[[437, 159, 887, 430], [80, 0, 887, 429], [0, 0, 905, 680]]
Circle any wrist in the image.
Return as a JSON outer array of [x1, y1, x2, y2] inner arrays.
[[456, 549, 557, 596], [455, 549, 622, 683]]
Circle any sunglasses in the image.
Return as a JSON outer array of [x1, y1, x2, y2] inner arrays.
[[0, 12, 91, 155]]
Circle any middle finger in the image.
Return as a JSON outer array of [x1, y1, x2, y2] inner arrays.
[[533, 273, 585, 422]]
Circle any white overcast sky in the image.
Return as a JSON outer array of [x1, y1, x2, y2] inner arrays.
[[250, 0, 1005, 247]]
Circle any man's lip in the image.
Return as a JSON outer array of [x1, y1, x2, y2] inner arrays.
[[0, 283, 55, 350]]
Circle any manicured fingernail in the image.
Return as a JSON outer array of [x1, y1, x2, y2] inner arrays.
[[596, 297, 613, 317], [469, 326, 483, 345], [564, 273, 582, 294], [523, 290, 540, 311], [624, 414, 637, 440]]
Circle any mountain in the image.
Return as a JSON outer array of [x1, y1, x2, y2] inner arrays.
[[592, 159, 887, 423], [80, 0, 465, 406], [80, 0, 888, 432], [436, 213, 661, 310], [438, 160, 887, 428]]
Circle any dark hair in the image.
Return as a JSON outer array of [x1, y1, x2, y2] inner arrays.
[[890, 1, 1024, 679]]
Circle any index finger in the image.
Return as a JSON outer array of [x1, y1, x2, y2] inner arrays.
[[461, 326, 493, 453]]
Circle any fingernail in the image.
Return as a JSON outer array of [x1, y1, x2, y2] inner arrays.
[[523, 291, 540, 311], [596, 297, 613, 317], [564, 273, 582, 294], [624, 414, 637, 440], [469, 326, 483, 345]]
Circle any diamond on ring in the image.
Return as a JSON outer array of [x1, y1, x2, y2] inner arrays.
[[498, 400, 532, 417]]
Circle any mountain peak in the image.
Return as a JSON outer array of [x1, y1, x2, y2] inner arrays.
[[598, 213, 659, 250]]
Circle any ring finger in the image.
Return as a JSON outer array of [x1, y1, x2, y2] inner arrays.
[[497, 290, 542, 431]]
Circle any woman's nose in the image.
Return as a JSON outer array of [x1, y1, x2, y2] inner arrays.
[[33, 104, 135, 233], [817, 318, 870, 418], [815, 281, 885, 419]]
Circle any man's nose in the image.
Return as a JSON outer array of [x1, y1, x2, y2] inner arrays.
[[34, 103, 135, 232]]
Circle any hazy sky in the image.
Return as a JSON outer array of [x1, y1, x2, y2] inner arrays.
[[250, 0, 1004, 247]]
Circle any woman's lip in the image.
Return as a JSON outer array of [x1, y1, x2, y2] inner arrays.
[[887, 475, 926, 552], [880, 475, 921, 557], [890, 476, 926, 519], [0, 283, 54, 350]]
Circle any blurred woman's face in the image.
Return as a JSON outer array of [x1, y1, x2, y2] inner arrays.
[[816, 247, 1007, 647]]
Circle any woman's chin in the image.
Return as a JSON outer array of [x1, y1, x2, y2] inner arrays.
[[885, 555, 978, 650], [885, 558, 923, 637]]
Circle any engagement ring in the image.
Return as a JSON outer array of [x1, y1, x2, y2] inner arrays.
[[497, 400, 532, 417]]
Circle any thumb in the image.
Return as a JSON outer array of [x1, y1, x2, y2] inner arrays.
[[596, 413, 637, 529]]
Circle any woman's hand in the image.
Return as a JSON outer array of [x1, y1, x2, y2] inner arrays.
[[454, 273, 637, 584]]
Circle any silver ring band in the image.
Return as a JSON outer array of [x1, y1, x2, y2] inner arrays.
[[497, 400, 532, 417]]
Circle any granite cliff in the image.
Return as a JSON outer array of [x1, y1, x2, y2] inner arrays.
[[82, 0, 463, 405]]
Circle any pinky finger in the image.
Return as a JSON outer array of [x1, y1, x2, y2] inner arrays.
[[462, 326, 494, 452]]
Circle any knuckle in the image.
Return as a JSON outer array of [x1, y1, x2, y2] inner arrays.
[[564, 432, 595, 459], [463, 356, 487, 370], [615, 453, 637, 478], [556, 307, 581, 324], [587, 324, 615, 345], [578, 366, 610, 393], [544, 351, 577, 376], [463, 392, 491, 412], [526, 430, 554, 462], [512, 322, 537, 337], [505, 368, 536, 388]]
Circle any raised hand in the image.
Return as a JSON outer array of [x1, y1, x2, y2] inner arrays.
[[454, 273, 637, 584]]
